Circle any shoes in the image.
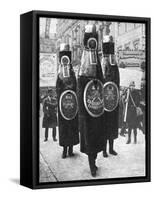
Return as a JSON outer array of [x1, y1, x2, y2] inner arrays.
[[68, 146, 74, 157], [62, 147, 67, 159], [109, 150, 118, 156], [53, 138, 57, 142], [91, 169, 96, 177], [62, 152, 67, 159], [126, 140, 131, 144], [44, 138, 48, 142], [94, 165, 98, 171], [103, 151, 108, 158], [68, 152, 75, 157]]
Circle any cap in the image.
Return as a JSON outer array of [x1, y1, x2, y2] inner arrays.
[[83, 24, 98, 48], [102, 35, 114, 55], [103, 35, 113, 43], [85, 24, 96, 34], [60, 43, 70, 52]]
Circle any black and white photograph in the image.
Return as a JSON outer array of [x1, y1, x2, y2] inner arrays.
[[39, 17, 147, 183]]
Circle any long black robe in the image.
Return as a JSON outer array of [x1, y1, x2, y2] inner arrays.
[[56, 66, 79, 147], [78, 51, 105, 155], [103, 64, 120, 140]]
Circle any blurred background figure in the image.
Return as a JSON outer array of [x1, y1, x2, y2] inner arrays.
[[124, 81, 140, 144], [42, 88, 58, 142]]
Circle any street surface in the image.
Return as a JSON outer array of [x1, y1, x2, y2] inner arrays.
[[39, 117, 145, 183]]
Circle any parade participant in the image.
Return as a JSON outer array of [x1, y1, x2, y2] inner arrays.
[[78, 24, 105, 177], [124, 81, 140, 144], [42, 88, 57, 142], [101, 35, 120, 157], [56, 43, 79, 159]]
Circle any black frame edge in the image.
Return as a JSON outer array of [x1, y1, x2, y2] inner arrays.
[[20, 11, 33, 189]]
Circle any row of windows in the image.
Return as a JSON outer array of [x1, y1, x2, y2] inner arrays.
[[117, 23, 142, 35]]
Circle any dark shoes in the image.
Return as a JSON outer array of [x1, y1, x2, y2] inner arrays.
[[44, 138, 48, 142], [126, 139, 131, 144], [53, 138, 57, 142], [91, 165, 98, 177], [62, 153, 67, 159], [103, 151, 108, 158], [91, 169, 96, 177], [62, 146, 74, 158], [68, 146, 74, 157], [68, 152, 75, 157], [109, 150, 118, 156], [62, 149, 67, 159]]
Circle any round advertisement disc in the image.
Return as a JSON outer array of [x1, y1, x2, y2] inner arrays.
[[104, 81, 119, 112], [59, 90, 78, 120], [84, 79, 104, 117]]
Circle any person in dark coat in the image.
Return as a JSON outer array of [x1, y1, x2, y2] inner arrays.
[[119, 88, 128, 137], [101, 35, 120, 157], [56, 43, 79, 159], [42, 88, 57, 142], [124, 81, 140, 144], [78, 25, 105, 177]]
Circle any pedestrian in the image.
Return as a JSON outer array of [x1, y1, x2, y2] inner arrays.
[[124, 81, 140, 144], [78, 24, 105, 177], [101, 35, 120, 157], [42, 88, 57, 142], [119, 88, 128, 137], [56, 43, 79, 159]]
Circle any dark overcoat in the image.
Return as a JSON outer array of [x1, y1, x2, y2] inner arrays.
[[78, 52, 106, 155], [42, 96, 57, 128], [103, 64, 120, 140], [126, 89, 140, 129], [56, 66, 79, 147]]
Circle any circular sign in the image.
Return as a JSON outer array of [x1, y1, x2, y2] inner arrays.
[[104, 81, 119, 112], [59, 90, 78, 120], [61, 55, 70, 65], [84, 79, 104, 117]]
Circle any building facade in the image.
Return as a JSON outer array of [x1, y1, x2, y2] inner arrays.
[[113, 22, 145, 68], [56, 19, 112, 75]]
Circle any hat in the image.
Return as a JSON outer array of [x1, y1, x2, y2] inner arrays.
[[102, 35, 114, 55], [83, 24, 98, 48], [85, 24, 96, 34], [59, 43, 71, 63], [60, 43, 70, 52], [103, 35, 113, 43]]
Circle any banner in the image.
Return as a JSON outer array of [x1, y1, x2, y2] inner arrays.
[[118, 50, 145, 67], [40, 53, 57, 87]]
